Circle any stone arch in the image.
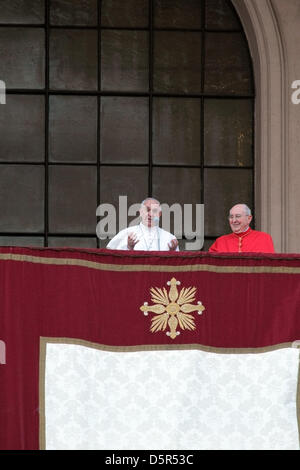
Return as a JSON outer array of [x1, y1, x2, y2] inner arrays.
[[232, 0, 289, 252]]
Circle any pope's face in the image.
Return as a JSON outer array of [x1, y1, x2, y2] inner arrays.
[[140, 200, 161, 227], [228, 205, 252, 234]]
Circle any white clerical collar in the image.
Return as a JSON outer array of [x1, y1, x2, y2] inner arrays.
[[140, 222, 158, 235]]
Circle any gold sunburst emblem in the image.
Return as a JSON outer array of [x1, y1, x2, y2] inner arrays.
[[140, 277, 205, 339]]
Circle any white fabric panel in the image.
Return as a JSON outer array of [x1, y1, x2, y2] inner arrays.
[[44, 344, 299, 450]]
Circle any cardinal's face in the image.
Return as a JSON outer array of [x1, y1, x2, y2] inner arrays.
[[228, 204, 252, 234]]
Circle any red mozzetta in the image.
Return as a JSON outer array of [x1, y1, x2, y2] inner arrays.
[[209, 227, 275, 253]]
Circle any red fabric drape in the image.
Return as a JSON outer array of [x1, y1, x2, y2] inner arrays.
[[0, 247, 299, 449]]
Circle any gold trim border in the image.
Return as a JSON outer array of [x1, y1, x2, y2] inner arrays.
[[297, 362, 300, 449], [39, 337, 300, 450], [1, 252, 300, 274], [39, 338, 47, 452]]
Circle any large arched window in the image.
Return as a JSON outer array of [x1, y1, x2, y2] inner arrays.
[[0, 0, 254, 250]]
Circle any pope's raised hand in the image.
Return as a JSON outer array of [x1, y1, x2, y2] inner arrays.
[[127, 232, 139, 250], [168, 238, 179, 251]]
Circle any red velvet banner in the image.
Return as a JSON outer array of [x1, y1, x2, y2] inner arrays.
[[0, 247, 299, 449]]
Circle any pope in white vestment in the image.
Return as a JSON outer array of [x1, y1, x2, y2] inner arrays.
[[107, 198, 179, 251]]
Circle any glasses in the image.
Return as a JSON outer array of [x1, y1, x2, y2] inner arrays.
[[228, 214, 244, 220]]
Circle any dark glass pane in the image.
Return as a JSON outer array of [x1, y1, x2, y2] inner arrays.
[[177, 239, 188, 251], [101, 0, 148, 28], [100, 166, 148, 218], [206, 0, 241, 30], [0, 95, 44, 162], [99, 238, 110, 248], [50, 0, 98, 26], [203, 238, 216, 252], [0, 0, 45, 24], [49, 29, 97, 90], [0, 165, 44, 232], [154, 0, 202, 29], [49, 166, 97, 233], [101, 30, 148, 92], [49, 96, 97, 163], [153, 167, 201, 205], [0, 236, 44, 247], [153, 98, 201, 165], [48, 237, 97, 248], [154, 32, 202, 93], [152, 167, 201, 238], [0, 28, 44, 88], [205, 33, 253, 95], [204, 99, 253, 166], [204, 168, 253, 236], [100, 97, 148, 164]]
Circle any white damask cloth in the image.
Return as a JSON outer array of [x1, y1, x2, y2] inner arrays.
[[43, 343, 300, 450]]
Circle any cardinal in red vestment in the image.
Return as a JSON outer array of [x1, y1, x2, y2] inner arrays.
[[209, 204, 275, 253]]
